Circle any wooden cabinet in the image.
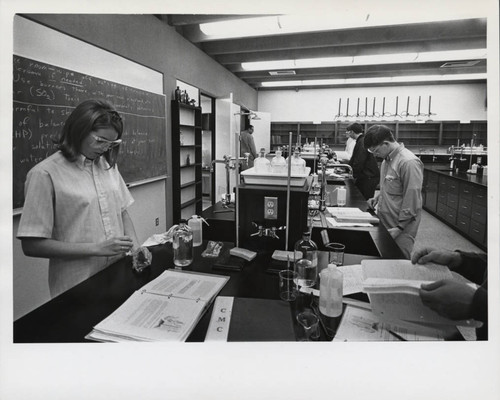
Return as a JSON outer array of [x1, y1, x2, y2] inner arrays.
[[270, 120, 487, 150], [423, 169, 487, 249], [171, 100, 202, 222]]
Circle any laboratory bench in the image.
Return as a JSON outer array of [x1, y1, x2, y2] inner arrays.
[[14, 178, 409, 343]]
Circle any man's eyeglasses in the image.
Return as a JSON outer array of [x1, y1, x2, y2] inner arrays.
[[367, 143, 383, 154], [91, 134, 122, 149]]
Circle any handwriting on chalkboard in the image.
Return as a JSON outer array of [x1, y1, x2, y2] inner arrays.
[[13, 55, 167, 209]]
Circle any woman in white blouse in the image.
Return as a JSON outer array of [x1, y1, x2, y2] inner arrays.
[[17, 99, 143, 298]]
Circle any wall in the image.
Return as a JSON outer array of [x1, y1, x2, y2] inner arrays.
[[12, 14, 257, 319], [258, 83, 487, 122]]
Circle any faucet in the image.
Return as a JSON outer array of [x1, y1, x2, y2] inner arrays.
[[211, 154, 249, 207], [250, 222, 286, 239], [431, 149, 437, 162]]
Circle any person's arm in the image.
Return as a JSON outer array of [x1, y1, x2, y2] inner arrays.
[[249, 134, 258, 159], [122, 209, 140, 251], [396, 158, 423, 230], [21, 236, 134, 258], [419, 279, 477, 320], [367, 192, 379, 210]]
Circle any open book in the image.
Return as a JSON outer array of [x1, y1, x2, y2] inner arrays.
[[361, 259, 481, 328], [86, 270, 229, 342]]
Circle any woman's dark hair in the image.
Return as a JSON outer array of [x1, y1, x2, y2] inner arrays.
[[55, 99, 124, 167], [364, 124, 395, 149]]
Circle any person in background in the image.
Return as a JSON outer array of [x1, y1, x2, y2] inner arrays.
[[240, 124, 258, 170], [17, 99, 148, 298], [346, 122, 380, 199], [412, 247, 487, 340], [365, 124, 423, 259], [344, 135, 356, 160]]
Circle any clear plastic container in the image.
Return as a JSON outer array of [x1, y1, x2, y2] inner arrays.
[[188, 215, 203, 247], [294, 231, 318, 288], [254, 148, 271, 173], [173, 219, 193, 268], [319, 264, 343, 317], [271, 148, 287, 174]]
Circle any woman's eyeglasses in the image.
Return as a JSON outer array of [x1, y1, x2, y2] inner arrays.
[[91, 134, 122, 149]]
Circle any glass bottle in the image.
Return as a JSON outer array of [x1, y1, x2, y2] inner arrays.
[[254, 148, 270, 173], [174, 86, 181, 102], [173, 219, 193, 268], [476, 156, 484, 177], [287, 149, 306, 175], [294, 231, 318, 288], [271, 148, 287, 174]]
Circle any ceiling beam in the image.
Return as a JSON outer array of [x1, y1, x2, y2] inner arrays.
[[199, 19, 486, 55]]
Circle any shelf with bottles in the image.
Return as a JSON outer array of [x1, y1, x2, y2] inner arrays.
[[172, 100, 203, 222]]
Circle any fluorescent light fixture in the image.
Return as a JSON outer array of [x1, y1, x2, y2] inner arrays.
[[200, 12, 486, 39], [260, 73, 487, 87], [242, 49, 486, 71]]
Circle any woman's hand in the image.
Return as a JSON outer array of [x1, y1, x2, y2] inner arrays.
[[96, 236, 134, 256]]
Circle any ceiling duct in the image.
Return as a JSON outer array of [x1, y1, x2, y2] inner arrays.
[[440, 60, 481, 68], [269, 70, 296, 76]]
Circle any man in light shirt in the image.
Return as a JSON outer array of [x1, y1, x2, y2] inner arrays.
[[365, 124, 424, 259]]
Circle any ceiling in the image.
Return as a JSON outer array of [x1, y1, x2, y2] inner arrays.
[[156, 14, 487, 91]]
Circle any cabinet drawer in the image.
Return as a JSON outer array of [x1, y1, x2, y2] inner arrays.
[[446, 179, 459, 195], [471, 203, 487, 224], [458, 197, 472, 217], [447, 193, 458, 210], [469, 220, 485, 244], [459, 182, 474, 201], [436, 202, 448, 219], [472, 187, 487, 206], [443, 207, 457, 225], [456, 213, 470, 234], [438, 192, 447, 204]]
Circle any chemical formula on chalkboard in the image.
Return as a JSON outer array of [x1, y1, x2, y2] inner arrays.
[[13, 55, 167, 209]]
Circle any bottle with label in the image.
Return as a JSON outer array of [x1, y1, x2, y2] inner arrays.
[[173, 219, 193, 268], [271, 148, 287, 174], [188, 215, 204, 247], [294, 231, 318, 288], [254, 148, 271, 173], [319, 264, 343, 317]]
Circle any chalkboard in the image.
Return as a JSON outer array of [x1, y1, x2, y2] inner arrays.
[[13, 55, 167, 209]]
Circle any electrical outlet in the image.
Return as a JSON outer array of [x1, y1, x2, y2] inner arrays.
[[264, 196, 278, 220], [155, 217, 159, 226]]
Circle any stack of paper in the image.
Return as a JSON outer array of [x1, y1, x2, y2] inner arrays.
[[326, 207, 378, 227], [361, 259, 481, 328]]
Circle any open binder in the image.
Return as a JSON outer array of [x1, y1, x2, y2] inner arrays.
[[86, 269, 229, 342]]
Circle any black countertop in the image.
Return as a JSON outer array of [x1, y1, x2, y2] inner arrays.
[[424, 163, 487, 187]]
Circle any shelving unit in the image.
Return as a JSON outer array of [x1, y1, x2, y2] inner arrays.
[[171, 100, 203, 222], [270, 120, 487, 150]]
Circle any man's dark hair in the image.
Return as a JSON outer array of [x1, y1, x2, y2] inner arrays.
[[248, 125, 254, 129], [364, 124, 396, 148], [346, 122, 363, 134]]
